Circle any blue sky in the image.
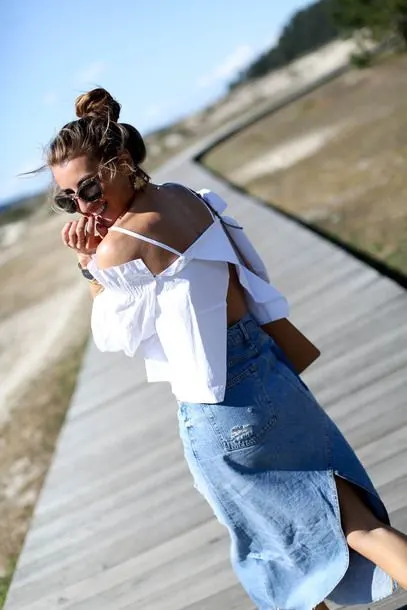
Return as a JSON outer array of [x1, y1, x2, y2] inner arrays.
[[1, 0, 312, 204]]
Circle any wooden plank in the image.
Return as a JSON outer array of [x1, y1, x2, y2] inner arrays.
[[378, 474, 407, 514], [7, 501, 214, 607], [183, 586, 255, 610], [339, 387, 407, 450], [14, 522, 229, 610]]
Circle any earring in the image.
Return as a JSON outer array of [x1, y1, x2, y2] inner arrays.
[[132, 167, 150, 191]]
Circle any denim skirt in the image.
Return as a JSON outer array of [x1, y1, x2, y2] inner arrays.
[[177, 314, 397, 610]]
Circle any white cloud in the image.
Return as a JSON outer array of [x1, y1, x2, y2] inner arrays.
[[197, 45, 257, 89], [76, 61, 107, 85], [43, 91, 58, 106]]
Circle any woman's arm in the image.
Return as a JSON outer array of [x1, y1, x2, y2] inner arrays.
[[77, 254, 104, 299]]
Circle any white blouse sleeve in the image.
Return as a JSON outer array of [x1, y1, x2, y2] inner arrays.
[[222, 215, 270, 282], [231, 226, 289, 323], [91, 287, 156, 357]]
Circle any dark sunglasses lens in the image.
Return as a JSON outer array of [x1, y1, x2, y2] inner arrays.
[[78, 179, 102, 202], [54, 196, 77, 214]]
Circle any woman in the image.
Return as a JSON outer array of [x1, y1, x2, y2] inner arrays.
[[47, 88, 406, 610]]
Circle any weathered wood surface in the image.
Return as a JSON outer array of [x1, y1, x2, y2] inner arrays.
[[4, 159, 407, 609]]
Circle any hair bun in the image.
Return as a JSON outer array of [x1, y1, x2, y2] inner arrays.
[[75, 88, 121, 122]]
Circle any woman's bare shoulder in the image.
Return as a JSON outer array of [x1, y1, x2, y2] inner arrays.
[[96, 212, 160, 270], [95, 184, 209, 270]]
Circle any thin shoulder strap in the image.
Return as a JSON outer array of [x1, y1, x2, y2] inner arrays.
[[109, 226, 183, 256], [183, 186, 217, 221]]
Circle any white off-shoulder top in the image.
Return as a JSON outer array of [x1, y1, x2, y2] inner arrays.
[[87, 187, 289, 403]]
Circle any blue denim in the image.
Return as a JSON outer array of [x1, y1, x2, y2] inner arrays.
[[178, 314, 397, 610]]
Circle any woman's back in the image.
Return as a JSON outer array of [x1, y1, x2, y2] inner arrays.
[[97, 183, 249, 325]]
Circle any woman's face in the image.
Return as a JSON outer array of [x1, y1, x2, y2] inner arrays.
[[52, 154, 134, 227]]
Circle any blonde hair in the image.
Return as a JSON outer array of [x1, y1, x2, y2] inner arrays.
[[46, 88, 149, 189]]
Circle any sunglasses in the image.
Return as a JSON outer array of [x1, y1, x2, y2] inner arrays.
[[54, 176, 103, 213]]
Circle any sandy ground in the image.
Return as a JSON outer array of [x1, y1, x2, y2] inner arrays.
[[0, 212, 89, 422], [0, 282, 87, 425]]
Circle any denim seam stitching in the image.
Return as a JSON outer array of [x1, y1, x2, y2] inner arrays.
[[226, 363, 257, 389]]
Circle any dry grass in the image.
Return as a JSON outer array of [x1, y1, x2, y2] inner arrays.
[[204, 53, 407, 276]]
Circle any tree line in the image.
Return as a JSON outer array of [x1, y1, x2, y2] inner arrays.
[[230, 0, 407, 89]]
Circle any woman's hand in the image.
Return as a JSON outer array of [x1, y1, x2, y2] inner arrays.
[[61, 215, 108, 255]]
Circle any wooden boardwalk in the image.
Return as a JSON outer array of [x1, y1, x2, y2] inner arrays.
[[4, 157, 407, 608]]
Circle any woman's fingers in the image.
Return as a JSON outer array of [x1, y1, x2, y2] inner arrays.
[[61, 222, 72, 247], [76, 216, 87, 250], [88, 215, 95, 234], [61, 216, 101, 254], [68, 221, 78, 248], [85, 216, 100, 251]]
